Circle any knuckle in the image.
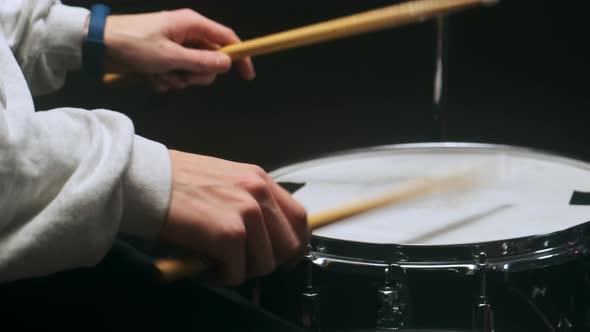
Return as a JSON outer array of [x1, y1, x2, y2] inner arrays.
[[240, 176, 270, 199], [177, 8, 196, 19], [285, 237, 303, 258], [214, 219, 246, 246], [226, 225, 247, 244], [160, 10, 174, 21], [160, 45, 181, 68], [237, 195, 262, 219], [217, 58, 232, 72], [291, 205, 308, 227], [191, 57, 206, 70], [246, 164, 268, 177], [226, 27, 239, 39], [219, 25, 240, 42]]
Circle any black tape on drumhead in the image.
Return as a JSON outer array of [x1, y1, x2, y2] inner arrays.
[[570, 191, 590, 205], [278, 182, 306, 194]]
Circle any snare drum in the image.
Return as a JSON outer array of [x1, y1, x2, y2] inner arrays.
[[266, 143, 590, 332]]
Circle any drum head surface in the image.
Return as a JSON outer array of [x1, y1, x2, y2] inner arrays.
[[272, 143, 590, 246]]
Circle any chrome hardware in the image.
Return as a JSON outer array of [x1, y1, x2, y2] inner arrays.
[[376, 265, 406, 330], [530, 285, 547, 299], [301, 289, 320, 331], [316, 240, 327, 252], [309, 232, 588, 277], [557, 316, 573, 332], [312, 254, 478, 277], [301, 245, 320, 331], [269, 143, 590, 331], [473, 252, 494, 332], [473, 301, 494, 332]]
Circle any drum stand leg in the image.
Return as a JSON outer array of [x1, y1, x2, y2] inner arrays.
[[376, 265, 406, 330], [301, 245, 320, 331], [473, 252, 494, 332]]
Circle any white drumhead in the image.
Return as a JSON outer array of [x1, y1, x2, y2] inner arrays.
[[272, 144, 590, 245]]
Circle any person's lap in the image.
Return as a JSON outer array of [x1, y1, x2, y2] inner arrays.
[[0, 240, 305, 332]]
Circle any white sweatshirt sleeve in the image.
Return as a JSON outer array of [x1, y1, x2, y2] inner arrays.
[[0, 1, 172, 282], [0, 0, 90, 95]]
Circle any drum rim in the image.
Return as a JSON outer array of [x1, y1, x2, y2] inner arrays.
[[271, 142, 590, 178], [271, 142, 590, 273]]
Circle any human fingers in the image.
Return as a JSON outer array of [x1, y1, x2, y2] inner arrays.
[[196, 40, 255, 80], [270, 181, 310, 248], [163, 71, 219, 89], [182, 72, 218, 86], [148, 74, 170, 93], [162, 187, 249, 286], [235, 57, 256, 80], [213, 212, 248, 286], [210, 187, 276, 278], [172, 9, 240, 47], [267, 180, 309, 268], [171, 44, 231, 74], [184, 39, 220, 51], [168, 10, 255, 80], [238, 165, 305, 265], [191, 23, 255, 80], [162, 72, 189, 90]]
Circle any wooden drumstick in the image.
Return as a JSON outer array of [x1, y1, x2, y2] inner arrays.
[[218, 0, 496, 60], [155, 167, 482, 282], [103, 0, 497, 84]]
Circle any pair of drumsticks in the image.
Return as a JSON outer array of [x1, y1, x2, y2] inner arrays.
[[141, 0, 498, 281]]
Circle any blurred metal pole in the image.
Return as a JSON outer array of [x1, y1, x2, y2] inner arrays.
[[432, 16, 449, 141]]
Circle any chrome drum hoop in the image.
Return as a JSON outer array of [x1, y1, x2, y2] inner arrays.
[[309, 222, 590, 276]]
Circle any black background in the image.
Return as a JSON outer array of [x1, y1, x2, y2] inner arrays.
[[48, 0, 590, 170], [29, 2, 590, 329]]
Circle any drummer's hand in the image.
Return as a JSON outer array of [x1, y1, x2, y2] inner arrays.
[[160, 150, 309, 286], [102, 9, 255, 92]]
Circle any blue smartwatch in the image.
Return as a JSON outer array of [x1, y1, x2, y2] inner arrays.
[[82, 4, 111, 80]]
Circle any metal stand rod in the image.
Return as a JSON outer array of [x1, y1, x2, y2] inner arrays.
[[473, 252, 494, 332], [301, 245, 321, 331], [432, 16, 449, 141]]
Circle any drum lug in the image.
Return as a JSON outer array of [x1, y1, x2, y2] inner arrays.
[[557, 316, 573, 332], [376, 264, 406, 330], [473, 252, 494, 332], [301, 245, 321, 331]]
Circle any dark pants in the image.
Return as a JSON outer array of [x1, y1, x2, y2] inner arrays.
[[0, 241, 305, 331]]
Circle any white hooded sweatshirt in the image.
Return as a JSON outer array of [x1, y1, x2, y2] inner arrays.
[[0, 0, 171, 282]]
